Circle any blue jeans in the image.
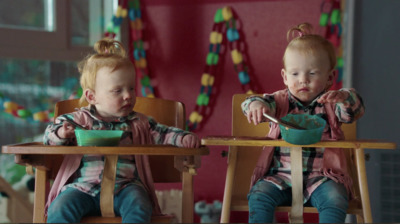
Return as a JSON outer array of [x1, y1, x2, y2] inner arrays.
[[248, 179, 348, 223], [47, 184, 153, 223]]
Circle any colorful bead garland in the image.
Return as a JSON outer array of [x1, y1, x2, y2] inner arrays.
[[128, 0, 155, 98], [104, 3, 254, 131], [105, 0, 155, 98], [186, 6, 254, 131], [2, 2, 344, 129], [319, 0, 343, 89], [0, 92, 54, 122], [0, 77, 81, 123]]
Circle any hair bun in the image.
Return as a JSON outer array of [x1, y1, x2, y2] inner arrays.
[[287, 23, 313, 41], [94, 38, 126, 57]]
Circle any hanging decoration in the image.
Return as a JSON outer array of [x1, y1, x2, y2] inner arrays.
[[0, 77, 81, 123], [0, 92, 54, 123], [3, 2, 341, 128], [319, 0, 343, 90], [103, 2, 255, 131], [186, 6, 255, 131], [128, 0, 155, 98], [104, 0, 155, 98], [2, 2, 338, 130]]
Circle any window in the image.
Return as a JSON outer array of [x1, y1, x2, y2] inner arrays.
[[0, 0, 118, 145], [0, 0, 54, 31], [0, 0, 117, 61], [70, 0, 117, 46], [0, 59, 80, 145]]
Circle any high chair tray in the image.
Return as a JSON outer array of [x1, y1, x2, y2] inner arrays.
[[1, 142, 210, 155], [201, 136, 396, 149]]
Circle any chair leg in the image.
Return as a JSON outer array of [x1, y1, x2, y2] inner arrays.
[[356, 214, 364, 223], [33, 167, 47, 223], [220, 147, 238, 223], [100, 155, 118, 217], [289, 147, 303, 223], [182, 171, 193, 223], [355, 148, 372, 223]]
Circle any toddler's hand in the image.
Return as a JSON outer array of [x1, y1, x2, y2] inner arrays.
[[182, 134, 200, 148], [317, 90, 349, 105], [57, 122, 76, 139], [247, 101, 268, 125]]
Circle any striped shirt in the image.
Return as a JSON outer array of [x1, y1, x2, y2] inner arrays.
[[43, 105, 191, 196]]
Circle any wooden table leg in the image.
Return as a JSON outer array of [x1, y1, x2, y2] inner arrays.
[[220, 146, 238, 223], [289, 147, 303, 223], [355, 147, 372, 223], [100, 155, 118, 217], [33, 167, 47, 223], [182, 170, 194, 223]]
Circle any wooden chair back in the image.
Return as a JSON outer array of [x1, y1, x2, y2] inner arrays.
[[221, 94, 367, 223]]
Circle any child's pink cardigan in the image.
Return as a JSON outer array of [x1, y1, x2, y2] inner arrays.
[[250, 89, 354, 199], [45, 112, 164, 216]]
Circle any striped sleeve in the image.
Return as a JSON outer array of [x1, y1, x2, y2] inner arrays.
[[148, 117, 191, 147], [43, 114, 77, 145], [335, 88, 365, 123], [241, 94, 276, 121]]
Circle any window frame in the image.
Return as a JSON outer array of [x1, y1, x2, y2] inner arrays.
[[0, 1, 93, 61]]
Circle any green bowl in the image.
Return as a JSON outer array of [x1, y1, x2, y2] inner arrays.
[[279, 114, 326, 145], [75, 130, 124, 146]]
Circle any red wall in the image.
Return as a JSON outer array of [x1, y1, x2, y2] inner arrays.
[[142, 0, 322, 221]]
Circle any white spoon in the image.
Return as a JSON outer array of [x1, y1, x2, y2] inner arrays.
[[63, 116, 89, 130], [263, 113, 306, 130]]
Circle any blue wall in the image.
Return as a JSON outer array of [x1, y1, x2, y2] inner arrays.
[[354, 0, 400, 222]]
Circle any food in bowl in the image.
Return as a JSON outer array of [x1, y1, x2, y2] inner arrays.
[[279, 114, 326, 145]]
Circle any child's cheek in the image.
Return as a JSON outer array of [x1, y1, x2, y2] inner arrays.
[[113, 98, 124, 108]]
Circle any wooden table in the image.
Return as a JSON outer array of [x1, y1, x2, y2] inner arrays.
[[1, 142, 209, 223], [201, 136, 396, 223], [1, 142, 210, 156]]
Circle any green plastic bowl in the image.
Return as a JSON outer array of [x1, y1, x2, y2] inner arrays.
[[75, 130, 124, 146], [279, 114, 326, 145]]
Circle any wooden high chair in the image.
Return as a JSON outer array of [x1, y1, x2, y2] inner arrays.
[[202, 94, 396, 223], [1, 97, 209, 223]]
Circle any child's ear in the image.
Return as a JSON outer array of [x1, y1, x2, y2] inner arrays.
[[327, 69, 336, 86], [84, 89, 96, 105], [281, 69, 288, 85]]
